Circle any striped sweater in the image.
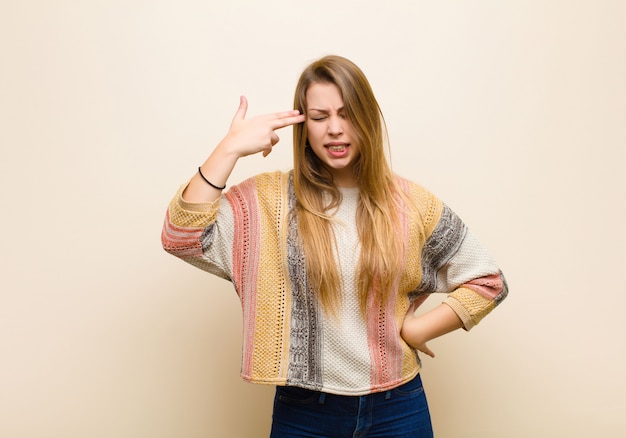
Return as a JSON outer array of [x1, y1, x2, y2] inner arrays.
[[162, 170, 508, 396]]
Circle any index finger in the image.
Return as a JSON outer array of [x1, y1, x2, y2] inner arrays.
[[271, 112, 306, 130]]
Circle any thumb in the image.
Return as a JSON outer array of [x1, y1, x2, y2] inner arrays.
[[232, 95, 248, 122]]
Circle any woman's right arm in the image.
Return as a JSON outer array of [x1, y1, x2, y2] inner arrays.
[[162, 96, 304, 275], [182, 96, 305, 203]]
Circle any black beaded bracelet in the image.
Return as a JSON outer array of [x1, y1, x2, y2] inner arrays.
[[197, 167, 226, 190]]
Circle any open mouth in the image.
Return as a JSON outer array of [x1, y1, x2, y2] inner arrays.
[[328, 145, 347, 153], [325, 143, 350, 158]]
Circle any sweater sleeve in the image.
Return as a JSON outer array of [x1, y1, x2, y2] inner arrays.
[[161, 183, 235, 282], [417, 198, 508, 331]]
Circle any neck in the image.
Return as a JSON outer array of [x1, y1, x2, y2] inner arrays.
[[331, 168, 358, 188]]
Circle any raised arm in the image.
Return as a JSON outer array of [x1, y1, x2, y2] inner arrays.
[[182, 96, 305, 203]]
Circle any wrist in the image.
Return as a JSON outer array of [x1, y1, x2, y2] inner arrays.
[[401, 319, 428, 348], [216, 136, 245, 160], [198, 167, 226, 190]]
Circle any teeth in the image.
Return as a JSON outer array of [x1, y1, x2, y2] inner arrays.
[[329, 145, 345, 152]]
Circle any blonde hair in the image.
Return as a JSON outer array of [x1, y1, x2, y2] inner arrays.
[[292, 55, 410, 314]]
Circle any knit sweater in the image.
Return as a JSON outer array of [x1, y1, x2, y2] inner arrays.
[[161, 170, 508, 396]]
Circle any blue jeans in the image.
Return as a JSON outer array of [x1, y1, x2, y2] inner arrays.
[[270, 374, 433, 438]]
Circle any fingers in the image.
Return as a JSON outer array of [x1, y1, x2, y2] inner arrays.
[[418, 344, 435, 358], [271, 132, 280, 146], [251, 108, 303, 130], [268, 109, 305, 128], [272, 113, 306, 130], [272, 109, 304, 120], [232, 95, 303, 128], [262, 133, 280, 157]]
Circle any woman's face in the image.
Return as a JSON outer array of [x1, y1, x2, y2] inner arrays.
[[305, 82, 360, 187]]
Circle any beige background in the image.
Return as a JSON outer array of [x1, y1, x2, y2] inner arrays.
[[1, 0, 625, 437]]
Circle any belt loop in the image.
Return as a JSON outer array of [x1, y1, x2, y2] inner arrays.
[[318, 393, 326, 404], [385, 390, 392, 400]]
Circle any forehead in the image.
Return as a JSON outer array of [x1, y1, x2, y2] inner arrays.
[[306, 82, 344, 110]]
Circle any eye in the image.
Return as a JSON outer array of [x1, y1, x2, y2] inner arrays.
[[310, 115, 327, 121]]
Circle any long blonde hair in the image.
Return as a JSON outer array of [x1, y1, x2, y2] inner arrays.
[[292, 55, 408, 314]]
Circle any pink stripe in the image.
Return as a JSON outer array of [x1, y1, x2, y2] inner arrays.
[[463, 274, 503, 300], [366, 292, 383, 387], [227, 180, 261, 377], [161, 210, 204, 258], [367, 180, 410, 389]]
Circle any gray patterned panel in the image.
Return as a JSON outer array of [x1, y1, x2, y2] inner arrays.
[[198, 224, 233, 282], [413, 205, 467, 296], [199, 223, 215, 252], [285, 173, 323, 389]]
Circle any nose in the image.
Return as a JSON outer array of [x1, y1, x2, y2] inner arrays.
[[328, 116, 344, 135]]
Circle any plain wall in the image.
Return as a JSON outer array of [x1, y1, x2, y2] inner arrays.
[[1, 0, 625, 436]]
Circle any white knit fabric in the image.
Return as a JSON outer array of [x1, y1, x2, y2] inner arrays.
[[320, 187, 372, 392], [435, 229, 499, 294]]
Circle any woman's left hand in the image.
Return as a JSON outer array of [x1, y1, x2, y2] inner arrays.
[[401, 302, 464, 359]]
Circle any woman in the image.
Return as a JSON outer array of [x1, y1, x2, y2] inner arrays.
[[162, 55, 508, 437]]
